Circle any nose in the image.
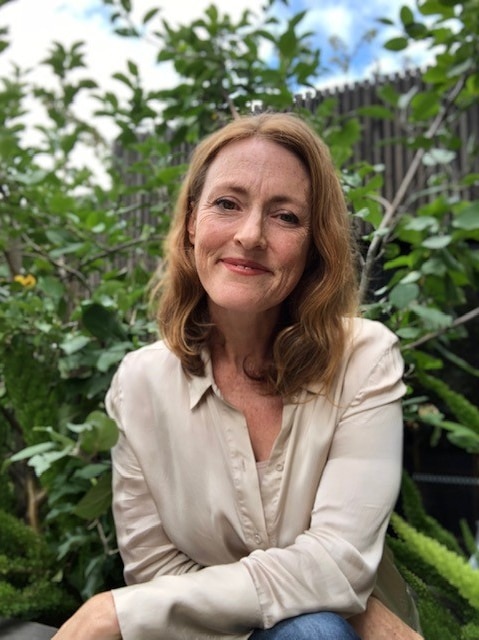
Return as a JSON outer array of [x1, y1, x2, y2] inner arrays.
[[234, 210, 267, 250]]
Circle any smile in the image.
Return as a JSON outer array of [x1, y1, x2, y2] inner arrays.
[[220, 258, 271, 274]]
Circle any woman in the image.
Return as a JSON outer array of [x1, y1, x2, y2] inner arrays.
[[53, 113, 422, 639]]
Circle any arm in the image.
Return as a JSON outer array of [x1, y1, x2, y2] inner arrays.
[[241, 358, 405, 627], [53, 338, 406, 640], [350, 597, 424, 639], [107, 333, 407, 639], [110, 423, 202, 584]]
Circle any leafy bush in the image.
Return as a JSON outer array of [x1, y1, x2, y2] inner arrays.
[[0, 0, 478, 627]]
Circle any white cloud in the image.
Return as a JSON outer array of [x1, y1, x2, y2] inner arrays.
[[0, 0, 260, 185], [301, 6, 353, 43], [0, 0, 435, 186]]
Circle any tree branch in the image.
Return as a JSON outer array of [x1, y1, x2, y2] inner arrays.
[[79, 234, 164, 268], [358, 77, 466, 303], [23, 236, 92, 294], [404, 306, 479, 351]]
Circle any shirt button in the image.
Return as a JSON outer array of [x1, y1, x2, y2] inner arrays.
[[275, 463, 284, 472], [254, 534, 262, 544]]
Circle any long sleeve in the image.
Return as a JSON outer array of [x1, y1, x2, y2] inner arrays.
[[105, 321, 407, 639], [109, 389, 202, 583], [107, 368, 262, 639]]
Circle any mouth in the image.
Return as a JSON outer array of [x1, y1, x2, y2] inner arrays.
[[220, 257, 271, 274]]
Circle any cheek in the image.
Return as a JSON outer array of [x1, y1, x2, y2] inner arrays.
[[194, 220, 231, 253], [282, 237, 310, 272]]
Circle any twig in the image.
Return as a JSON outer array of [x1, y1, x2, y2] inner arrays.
[[224, 90, 240, 120], [79, 234, 164, 268], [358, 76, 466, 303], [23, 236, 92, 293], [90, 518, 119, 556], [404, 306, 479, 351], [26, 475, 47, 534]]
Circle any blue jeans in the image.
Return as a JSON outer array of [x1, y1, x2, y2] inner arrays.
[[250, 612, 360, 640]]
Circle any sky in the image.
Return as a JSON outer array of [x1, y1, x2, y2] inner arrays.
[[0, 0, 423, 90], [0, 0, 429, 183]]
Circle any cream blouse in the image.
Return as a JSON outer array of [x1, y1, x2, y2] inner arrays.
[[106, 317, 418, 639]]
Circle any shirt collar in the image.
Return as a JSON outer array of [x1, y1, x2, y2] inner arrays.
[[187, 351, 215, 409], [186, 349, 322, 409]]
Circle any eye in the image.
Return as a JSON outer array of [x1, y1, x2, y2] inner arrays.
[[276, 211, 299, 225], [215, 197, 237, 211]]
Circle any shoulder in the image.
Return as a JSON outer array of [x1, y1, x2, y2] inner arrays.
[[106, 339, 194, 424], [346, 317, 400, 356], [339, 317, 405, 404], [119, 339, 178, 372], [112, 339, 186, 396]]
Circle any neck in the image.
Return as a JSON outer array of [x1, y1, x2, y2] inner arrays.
[[208, 304, 279, 373]]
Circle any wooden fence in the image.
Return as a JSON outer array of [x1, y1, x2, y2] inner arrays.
[[115, 66, 478, 229], [295, 67, 478, 204]]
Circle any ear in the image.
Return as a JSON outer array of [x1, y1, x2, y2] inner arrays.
[[187, 207, 197, 245]]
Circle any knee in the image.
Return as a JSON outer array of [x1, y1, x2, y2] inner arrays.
[[254, 611, 359, 640], [314, 612, 360, 639]]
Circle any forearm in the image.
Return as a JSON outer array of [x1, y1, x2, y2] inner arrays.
[[53, 592, 121, 640], [350, 597, 423, 640]]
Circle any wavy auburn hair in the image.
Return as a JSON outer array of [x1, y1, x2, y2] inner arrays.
[[152, 112, 359, 398]]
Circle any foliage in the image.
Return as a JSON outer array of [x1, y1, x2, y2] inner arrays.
[[0, 0, 478, 628], [0, 508, 77, 625], [390, 474, 479, 639]]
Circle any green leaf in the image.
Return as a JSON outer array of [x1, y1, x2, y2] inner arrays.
[[400, 271, 421, 285], [421, 257, 447, 276], [434, 344, 479, 378], [113, 72, 133, 87], [422, 66, 447, 84], [37, 276, 65, 300], [411, 90, 440, 120], [400, 6, 414, 25], [30, 449, 73, 477], [419, 0, 455, 17], [377, 84, 399, 106], [410, 304, 452, 329], [453, 203, 479, 230], [143, 7, 159, 24], [396, 327, 422, 340], [384, 37, 408, 51], [404, 216, 438, 232], [81, 303, 127, 341], [96, 342, 131, 372], [405, 22, 428, 39], [127, 60, 138, 76], [74, 473, 113, 520], [357, 105, 394, 119], [421, 235, 452, 249], [390, 283, 419, 309], [80, 411, 118, 454], [409, 350, 443, 370], [9, 441, 56, 463], [422, 148, 456, 166], [60, 334, 91, 355]]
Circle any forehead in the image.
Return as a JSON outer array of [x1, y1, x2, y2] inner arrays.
[[202, 137, 310, 190]]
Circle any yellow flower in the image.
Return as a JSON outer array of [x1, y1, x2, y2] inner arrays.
[[13, 274, 37, 288]]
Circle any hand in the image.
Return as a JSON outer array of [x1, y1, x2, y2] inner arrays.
[[52, 591, 121, 640]]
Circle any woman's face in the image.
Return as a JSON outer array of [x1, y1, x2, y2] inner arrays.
[[187, 137, 312, 321]]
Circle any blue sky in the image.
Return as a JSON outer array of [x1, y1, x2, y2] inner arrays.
[[274, 0, 421, 87], [0, 0, 424, 92]]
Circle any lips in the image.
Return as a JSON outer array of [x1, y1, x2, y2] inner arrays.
[[220, 257, 271, 274]]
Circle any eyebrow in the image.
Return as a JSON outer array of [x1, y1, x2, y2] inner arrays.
[[208, 183, 309, 211]]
